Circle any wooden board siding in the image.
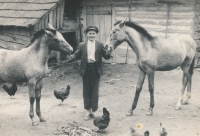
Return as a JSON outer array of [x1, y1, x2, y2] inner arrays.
[[167, 4, 195, 38], [0, 26, 31, 50], [81, 0, 197, 64], [33, 0, 65, 32], [115, 3, 168, 38]]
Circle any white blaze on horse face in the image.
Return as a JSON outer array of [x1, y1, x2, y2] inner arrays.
[[54, 31, 73, 53]]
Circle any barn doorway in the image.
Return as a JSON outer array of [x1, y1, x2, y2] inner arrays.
[[62, 32, 77, 52]]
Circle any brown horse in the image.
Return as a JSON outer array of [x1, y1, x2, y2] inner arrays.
[[105, 19, 196, 116], [0, 24, 73, 125]]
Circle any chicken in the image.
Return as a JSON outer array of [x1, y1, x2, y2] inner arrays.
[[144, 130, 150, 136], [54, 85, 70, 105], [93, 107, 110, 132], [130, 127, 150, 136], [2, 83, 17, 99], [159, 123, 167, 136], [130, 127, 140, 136]]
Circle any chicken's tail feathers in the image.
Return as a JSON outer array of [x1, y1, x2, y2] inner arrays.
[[2, 84, 9, 92], [66, 85, 70, 91], [103, 107, 109, 114]]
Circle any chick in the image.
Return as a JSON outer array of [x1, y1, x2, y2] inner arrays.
[[54, 85, 70, 105], [159, 123, 167, 136], [2, 83, 17, 99], [130, 128, 150, 136], [93, 107, 110, 132], [144, 130, 150, 136]]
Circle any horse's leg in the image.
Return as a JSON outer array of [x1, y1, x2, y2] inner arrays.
[[146, 72, 155, 116], [35, 79, 46, 122], [28, 78, 38, 126], [175, 66, 190, 110], [182, 74, 192, 105], [126, 68, 146, 116], [183, 57, 195, 104]]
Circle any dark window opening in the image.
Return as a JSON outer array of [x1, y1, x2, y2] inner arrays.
[[64, 0, 81, 20]]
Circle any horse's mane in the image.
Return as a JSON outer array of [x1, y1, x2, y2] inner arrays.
[[26, 28, 56, 48], [114, 20, 155, 40]]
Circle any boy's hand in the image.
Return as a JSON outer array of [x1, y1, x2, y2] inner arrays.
[[66, 55, 73, 63]]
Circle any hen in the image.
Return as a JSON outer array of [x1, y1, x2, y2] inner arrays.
[[159, 123, 167, 136], [54, 85, 70, 105], [130, 128, 150, 136], [93, 107, 110, 132], [2, 83, 17, 99]]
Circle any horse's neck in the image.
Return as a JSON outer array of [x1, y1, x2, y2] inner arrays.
[[28, 36, 50, 65], [125, 27, 150, 59]]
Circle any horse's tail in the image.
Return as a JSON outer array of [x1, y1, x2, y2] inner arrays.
[[189, 56, 195, 75]]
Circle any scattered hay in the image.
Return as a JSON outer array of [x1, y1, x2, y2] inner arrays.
[[54, 122, 97, 136]]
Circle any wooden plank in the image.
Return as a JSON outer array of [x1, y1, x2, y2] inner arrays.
[[49, 10, 53, 25], [60, 0, 64, 28], [81, 6, 87, 42], [0, 39, 25, 50], [56, 4, 61, 29], [99, 15, 104, 42], [53, 8, 57, 28], [34, 22, 39, 32], [45, 16, 49, 28], [111, 5, 116, 28], [86, 11, 111, 15], [0, 31, 30, 41], [0, 34, 30, 45], [111, 5, 116, 63]]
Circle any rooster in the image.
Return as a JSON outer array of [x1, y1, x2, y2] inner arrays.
[[159, 123, 167, 136], [54, 85, 70, 105], [93, 107, 110, 132], [2, 83, 18, 99]]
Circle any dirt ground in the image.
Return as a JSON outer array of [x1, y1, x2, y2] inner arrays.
[[0, 62, 200, 136]]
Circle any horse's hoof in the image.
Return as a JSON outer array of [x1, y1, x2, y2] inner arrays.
[[32, 121, 39, 126], [175, 106, 181, 110], [146, 110, 153, 116], [40, 118, 46, 122], [182, 100, 188, 105], [126, 109, 133, 116]]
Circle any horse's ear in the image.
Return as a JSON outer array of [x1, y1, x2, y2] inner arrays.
[[45, 30, 53, 37], [119, 18, 128, 27], [47, 24, 55, 30]]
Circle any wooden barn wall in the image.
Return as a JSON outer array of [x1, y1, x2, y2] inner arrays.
[[0, 0, 65, 50], [34, 0, 65, 32], [81, 1, 196, 64], [0, 26, 31, 50]]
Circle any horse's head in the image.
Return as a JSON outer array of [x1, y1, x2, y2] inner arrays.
[[45, 24, 73, 54], [105, 18, 128, 52]]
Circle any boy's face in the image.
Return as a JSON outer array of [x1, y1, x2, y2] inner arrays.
[[87, 30, 97, 41]]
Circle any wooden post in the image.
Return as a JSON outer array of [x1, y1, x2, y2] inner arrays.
[[165, 3, 170, 38], [81, 6, 86, 42], [111, 5, 116, 63], [57, 52, 61, 65]]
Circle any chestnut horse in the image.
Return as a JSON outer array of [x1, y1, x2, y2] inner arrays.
[[105, 19, 196, 116], [0, 24, 73, 125]]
